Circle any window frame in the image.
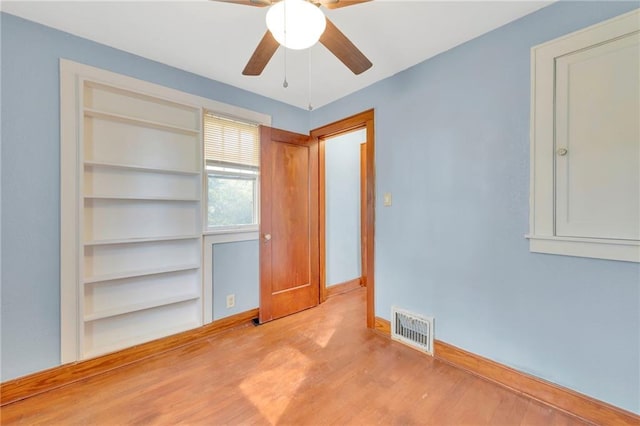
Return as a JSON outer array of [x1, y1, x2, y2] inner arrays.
[[526, 9, 640, 263], [202, 111, 266, 236]]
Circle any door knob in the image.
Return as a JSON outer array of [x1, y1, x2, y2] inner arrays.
[[557, 148, 568, 156], [264, 233, 272, 242]]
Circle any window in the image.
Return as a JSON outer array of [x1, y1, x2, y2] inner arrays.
[[204, 112, 260, 231]]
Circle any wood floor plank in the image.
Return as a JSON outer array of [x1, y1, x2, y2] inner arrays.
[[488, 389, 531, 425], [520, 400, 560, 426], [448, 377, 508, 424], [1, 289, 590, 425]]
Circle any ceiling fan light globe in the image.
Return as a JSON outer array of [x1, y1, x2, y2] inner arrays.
[[266, 0, 326, 50]]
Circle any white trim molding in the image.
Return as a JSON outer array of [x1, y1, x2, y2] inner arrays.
[[528, 9, 640, 263], [527, 235, 640, 263], [60, 59, 270, 363], [59, 60, 81, 363]]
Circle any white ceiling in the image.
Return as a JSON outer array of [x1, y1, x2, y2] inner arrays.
[[1, 0, 554, 110]]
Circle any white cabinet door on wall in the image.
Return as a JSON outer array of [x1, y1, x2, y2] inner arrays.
[[555, 34, 639, 240], [61, 62, 203, 361], [528, 9, 640, 262]]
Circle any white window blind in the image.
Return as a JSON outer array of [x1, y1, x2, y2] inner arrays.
[[203, 112, 259, 167]]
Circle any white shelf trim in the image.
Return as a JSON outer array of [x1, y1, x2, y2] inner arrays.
[[84, 263, 200, 284], [525, 234, 640, 246], [84, 235, 200, 247], [84, 195, 199, 202], [84, 294, 200, 322], [526, 234, 640, 263], [84, 80, 201, 115], [84, 107, 199, 135], [84, 160, 200, 176], [82, 321, 201, 359], [63, 59, 263, 363]]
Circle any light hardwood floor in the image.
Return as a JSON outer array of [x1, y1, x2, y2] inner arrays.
[[1, 288, 587, 425]]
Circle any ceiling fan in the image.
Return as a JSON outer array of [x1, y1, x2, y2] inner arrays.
[[212, 0, 373, 76]]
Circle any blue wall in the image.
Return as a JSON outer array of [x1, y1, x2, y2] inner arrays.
[[311, 1, 640, 413], [0, 12, 307, 381], [212, 241, 259, 320], [2, 1, 640, 414], [325, 129, 365, 286]]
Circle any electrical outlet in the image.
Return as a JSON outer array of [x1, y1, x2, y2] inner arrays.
[[226, 294, 235, 308]]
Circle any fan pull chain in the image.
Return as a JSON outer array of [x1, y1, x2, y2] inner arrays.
[[283, 0, 288, 89], [283, 48, 288, 88], [308, 47, 313, 110]]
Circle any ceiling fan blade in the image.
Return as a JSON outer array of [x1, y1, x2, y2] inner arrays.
[[319, 18, 372, 75], [320, 0, 370, 9], [243, 31, 280, 76], [210, 0, 272, 7]]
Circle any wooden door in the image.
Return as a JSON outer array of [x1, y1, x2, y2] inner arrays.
[[259, 126, 319, 323]]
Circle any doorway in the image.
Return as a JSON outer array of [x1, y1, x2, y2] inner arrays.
[[311, 110, 375, 327], [321, 129, 366, 298]]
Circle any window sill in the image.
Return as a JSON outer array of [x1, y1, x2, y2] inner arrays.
[[203, 229, 259, 244], [526, 234, 640, 263], [204, 226, 258, 235]]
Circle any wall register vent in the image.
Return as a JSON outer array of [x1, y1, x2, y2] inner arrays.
[[391, 307, 434, 355]]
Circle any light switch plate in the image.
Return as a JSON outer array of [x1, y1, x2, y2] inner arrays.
[[383, 192, 392, 206]]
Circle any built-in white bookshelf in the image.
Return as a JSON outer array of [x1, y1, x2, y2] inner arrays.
[[79, 80, 203, 358]]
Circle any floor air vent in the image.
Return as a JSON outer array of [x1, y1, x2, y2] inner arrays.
[[391, 307, 434, 355]]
